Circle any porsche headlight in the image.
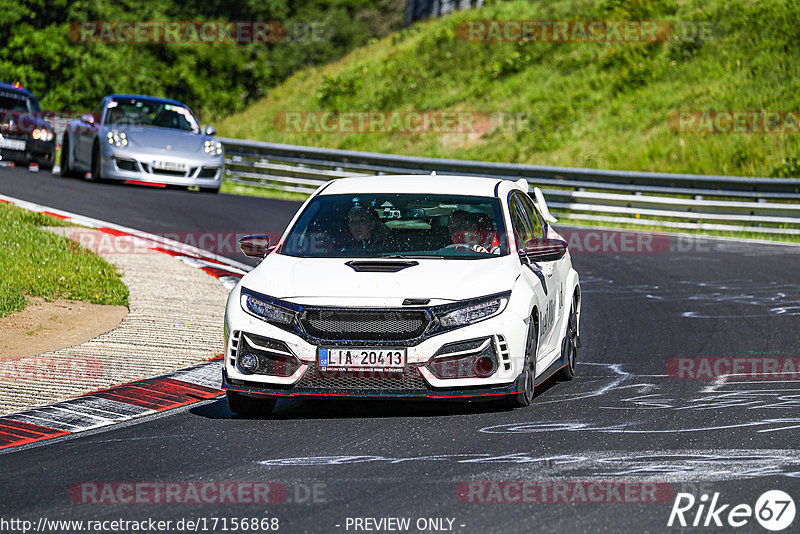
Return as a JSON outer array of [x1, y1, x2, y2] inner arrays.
[[106, 131, 128, 147], [204, 139, 223, 155], [32, 129, 54, 142], [437, 294, 509, 328], [240, 292, 294, 325]]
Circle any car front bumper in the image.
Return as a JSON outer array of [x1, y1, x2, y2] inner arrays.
[[100, 144, 223, 188], [222, 287, 531, 400], [0, 137, 55, 166]]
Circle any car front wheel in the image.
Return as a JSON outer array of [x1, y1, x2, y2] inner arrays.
[[88, 142, 102, 182], [557, 293, 579, 381], [507, 316, 537, 408], [60, 136, 77, 177]]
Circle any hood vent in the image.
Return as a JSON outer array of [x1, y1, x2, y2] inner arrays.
[[345, 260, 419, 273]]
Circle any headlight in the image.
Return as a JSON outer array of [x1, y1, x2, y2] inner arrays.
[[31, 129, 54, 142], [240, 292, 294, 325], [106, 131, 128, 147], [204, 139, 223, 155], [436, 293, 509, 328]]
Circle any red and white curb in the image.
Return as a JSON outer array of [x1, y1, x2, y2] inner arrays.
[[0, 359, 224, 451], [0, 193, 257, 451]]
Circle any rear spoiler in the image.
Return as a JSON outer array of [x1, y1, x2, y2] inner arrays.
[[533, 186, 558, 224]]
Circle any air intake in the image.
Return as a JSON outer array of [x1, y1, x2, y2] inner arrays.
[[345, 260, 418, 273]]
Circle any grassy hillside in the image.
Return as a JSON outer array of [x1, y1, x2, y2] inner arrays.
[[218, 0, 800, 178], [0, 0, 403, 120]]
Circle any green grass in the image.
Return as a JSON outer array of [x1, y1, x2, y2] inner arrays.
[[218, 0, 800, 179], [0, 203, 129, 317], [220, 180, 309, 202]]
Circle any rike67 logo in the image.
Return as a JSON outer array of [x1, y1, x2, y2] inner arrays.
[[668, 490, 795, 531]]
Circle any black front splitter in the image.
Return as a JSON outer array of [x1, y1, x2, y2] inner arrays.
[[222, 370, 518, 402]]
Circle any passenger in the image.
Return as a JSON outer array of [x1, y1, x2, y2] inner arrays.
[[474, 212, 501, 254]]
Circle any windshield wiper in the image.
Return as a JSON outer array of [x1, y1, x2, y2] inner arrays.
[[379, 253, 446, 259]]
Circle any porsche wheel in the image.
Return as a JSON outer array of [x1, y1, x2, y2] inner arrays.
[[60, 136, 78, 178], [88, 142, 102, 182]]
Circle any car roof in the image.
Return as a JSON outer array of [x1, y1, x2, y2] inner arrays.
[[0, 83, 33, 96], [108, 94, 186, 107], [319, 174, 525, 197]]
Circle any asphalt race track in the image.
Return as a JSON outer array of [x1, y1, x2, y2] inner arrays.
[[2, 167, 800, 533]]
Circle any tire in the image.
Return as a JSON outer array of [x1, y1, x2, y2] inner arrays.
[[88, 142, 102, 182], [199, 186, 220, 194], [60, 136, 77, 177], [507, 317, 538, 408], [226, 391, 277, 416], [557, 293, 579, 381]]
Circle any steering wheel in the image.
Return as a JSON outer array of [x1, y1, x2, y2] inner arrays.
[[441, 243, 472, 252]]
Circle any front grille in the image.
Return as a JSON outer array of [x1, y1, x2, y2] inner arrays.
[[295, 364, 428, 390], [151, 168, 187, 177], [300, 309, 429, 341]]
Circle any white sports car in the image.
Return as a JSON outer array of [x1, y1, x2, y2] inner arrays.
[[223, 175, 581, 414]]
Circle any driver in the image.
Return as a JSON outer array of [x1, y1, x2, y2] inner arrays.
[[447, 210, 488, 253]]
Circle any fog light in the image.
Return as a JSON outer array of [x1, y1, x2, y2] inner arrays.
[[427, 338, 498, 379], [237, 334, 301, 377], [238, 352, 259, 374], [475, 354, 497, 377]]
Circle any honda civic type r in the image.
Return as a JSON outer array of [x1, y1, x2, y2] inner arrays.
[[223, 175, 581, 415]]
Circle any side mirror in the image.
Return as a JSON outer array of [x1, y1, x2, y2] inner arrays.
[[239, 234, 271, 258], [204, 125, 216, 136], [522, 238, 567, 262], [81, 113, 95, 125]]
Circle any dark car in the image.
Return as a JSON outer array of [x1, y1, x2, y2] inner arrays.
[[0, 83, 56, 169]]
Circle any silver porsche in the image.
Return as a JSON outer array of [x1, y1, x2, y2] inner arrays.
[[61, 94, 223, 193]]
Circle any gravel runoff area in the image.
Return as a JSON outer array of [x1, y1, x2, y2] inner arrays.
[[0, 227, 229, 415]]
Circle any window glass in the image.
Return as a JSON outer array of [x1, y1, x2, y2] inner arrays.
[[508, 193, 534, 249], [105, 98, 200, 132], [517, 192, 545, 239], [281, 193, 509, 258]]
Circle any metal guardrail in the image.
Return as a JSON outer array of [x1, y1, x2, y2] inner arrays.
[[219, 137, 800, 235]]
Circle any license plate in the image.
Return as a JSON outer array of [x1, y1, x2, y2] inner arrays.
[[152, 160, 187, 171], [318, 348, 406, 370], [0, 137, 25, 151]]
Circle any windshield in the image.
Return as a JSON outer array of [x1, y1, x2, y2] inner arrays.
[[0, 90, 39, 113], [281, 193, 510, 259], [105, 99, 199, 132]]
